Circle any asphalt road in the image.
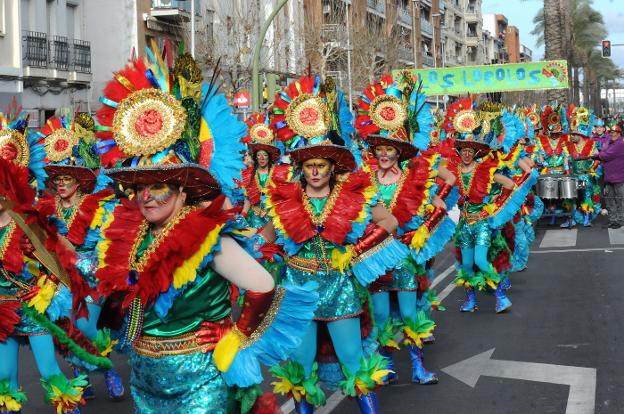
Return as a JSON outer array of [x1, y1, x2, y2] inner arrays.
[[15, 216, 624, 413]]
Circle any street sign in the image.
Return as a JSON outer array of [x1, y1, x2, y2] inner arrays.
[[233, 90, 251, 108], [392, 60, 569, 96], [442, 348, 596, 414]]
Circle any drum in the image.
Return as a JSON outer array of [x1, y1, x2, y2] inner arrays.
[[559, 176, 578, 199], [537, 175, 559, 199]]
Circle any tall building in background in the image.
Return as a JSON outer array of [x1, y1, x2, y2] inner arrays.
[[442, 0, 483, 67], [482, 13, 526, 64], [0, 0, 93, 126]]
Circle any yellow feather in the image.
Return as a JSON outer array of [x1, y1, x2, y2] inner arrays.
[[172, 224, 223, 289], [213, 330, 243, 372], [331, 246, 355, 272]]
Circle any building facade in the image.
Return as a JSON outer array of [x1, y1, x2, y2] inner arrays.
[[0, 0, 93, 127], [442, 0, 483, 67]]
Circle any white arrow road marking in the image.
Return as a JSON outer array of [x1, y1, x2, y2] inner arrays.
[[442, 348, 597, 414]]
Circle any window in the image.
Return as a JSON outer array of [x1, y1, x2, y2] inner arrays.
[[0, 0, 5, 36]]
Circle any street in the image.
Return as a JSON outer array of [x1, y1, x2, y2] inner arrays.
[[15, 217, 624, 414]]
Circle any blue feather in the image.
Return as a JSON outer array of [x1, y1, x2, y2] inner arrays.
[[350, 238, 409, 286], [222, 282, 319, 387], [489, 170, 538, 228]]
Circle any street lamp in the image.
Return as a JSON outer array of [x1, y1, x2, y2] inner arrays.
[[412, 0, 421, 68], [432, 12, 442, 108]]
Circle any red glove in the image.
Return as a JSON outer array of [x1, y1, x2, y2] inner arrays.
[[353, 225, 390, 256], [19, 287, 40, 302], [437, 183, 453, 201], [258, 243, 284, 263], [19, 234, 35, 258], [237, 289, 275, 337], [512, 171, 530, 185], [196, 318, 233, 349]]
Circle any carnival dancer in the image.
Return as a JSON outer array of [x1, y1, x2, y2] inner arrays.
[[354, 74, 457, 385], [0, 109, 99, 414], [566, 106, 601, 227], [240, 112, 285, 230], [266, 74, 408, 413], [536, 105, 571, 226], [90, 47, 317, 413], [36, 113, 125, 400], [444, 98, 537, 313]]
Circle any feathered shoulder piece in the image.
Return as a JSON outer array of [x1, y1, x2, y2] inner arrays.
[[383, 152, 440, 229], [442, 98, 474, 133], [37, 189, 114, 246], [447, 156, 500, 205], [95, 195, 233, 311], [265, 170, 376, 253]]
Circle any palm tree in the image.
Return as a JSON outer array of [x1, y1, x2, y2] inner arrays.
[[543, 0, 567, 102]]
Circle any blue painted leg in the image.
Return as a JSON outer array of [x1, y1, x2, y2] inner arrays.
[[500, 275, 511, 291], [494, 284, 512, 313], [378, 348, 398, 385], [407, 345, 438, 384], [583, 213, 592, 227], [294, 400, 314, 414], [355, 392, 380, 414], [104, 367, 125, 400], [460, 288, 477, 312]]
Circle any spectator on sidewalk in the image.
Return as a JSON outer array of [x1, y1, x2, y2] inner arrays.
[[593, 118, 607, 145], [594, 121, 624, 229]]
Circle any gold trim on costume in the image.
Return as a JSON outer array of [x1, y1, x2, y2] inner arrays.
[[132, 331, 213, 358]]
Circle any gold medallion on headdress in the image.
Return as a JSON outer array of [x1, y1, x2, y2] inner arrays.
[[369, 95, 407, 133], [0, 129, 30, 167], [112, 88, 187, 156], [45, 128, 78, 162], [249, 123, 274, 145], [285, 94, 330, 138], [453, 110, 480, 134]]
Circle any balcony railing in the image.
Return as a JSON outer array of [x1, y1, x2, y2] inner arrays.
[[367, 0, 385, 15], [321, 23, 348, 46], [399, 46, 413, 62], [423, 53, 434, 67], [22, 31, 48, 68], [151, 0, 193, 12], [398, 7, 411, 26], [22, 31, 91, 73], [439, 0, 445, 12], [421, 18, 433, 36], [50, 35, 70, 70]]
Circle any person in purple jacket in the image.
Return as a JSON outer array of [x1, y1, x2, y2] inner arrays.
[[592, 118, 608, 146], [593, 121, 624, 229]]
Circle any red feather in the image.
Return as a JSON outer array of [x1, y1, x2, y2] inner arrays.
[[0, 301, 21, 342], [96, 196, 233, 310]]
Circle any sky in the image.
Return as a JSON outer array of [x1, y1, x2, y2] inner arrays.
[[481, 0, 624, 68]]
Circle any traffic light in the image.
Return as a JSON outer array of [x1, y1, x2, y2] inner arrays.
[[602, 40, 611, 58]]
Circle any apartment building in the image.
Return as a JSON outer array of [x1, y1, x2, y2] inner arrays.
[[482, 13, 526, 64], [442, 0, 483, 67], [0, 0, 92, 126]]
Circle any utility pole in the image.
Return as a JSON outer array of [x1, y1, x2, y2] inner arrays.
[[252, 0, 289, 112], [346, 3, 353, 111], [190, 0, 195, 57], [412, 0, 422, 68]]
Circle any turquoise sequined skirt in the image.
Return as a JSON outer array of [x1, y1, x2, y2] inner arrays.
[[130, 350, 233, 413], [284, 266, 361, 320], [456, 219, 492, 249]]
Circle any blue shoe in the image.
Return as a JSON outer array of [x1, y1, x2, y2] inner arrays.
[[548, 215, 557, 226], [63, 409, 80, 414], [560, 219, 576, 228], [460, 288, 478, 312], [294, 400, 314, 414], [72, 367, 94, 400], [494, 285, 512, 313], [104, 368, 125, 400], [423, 334, 436, 344], [583, 214, 592, 227], [378, 348, 398, 385], [500, 276, 511, 291], [355, 392, 380, 414], [407, 345, 438, 384]]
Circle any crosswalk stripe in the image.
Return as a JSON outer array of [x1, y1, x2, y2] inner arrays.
[[608, 228, 624, 245], [539, 229, 578, 248]]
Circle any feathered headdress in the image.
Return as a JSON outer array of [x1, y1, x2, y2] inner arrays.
[[95, 42, 246, 201], [442, 97, 490, 154], [355, 73, 432, 161], [244, 112, 281, 162], [540, 104, 568, 134], [0, 100, 46, 189], [568, 105, 594, 137], [38, 113, 100, 193], [270, 74, 355, 173]]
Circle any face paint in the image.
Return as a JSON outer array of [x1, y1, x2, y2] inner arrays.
[[460, 148, 475, 165], [302, 158, 333, 191], [54, 175, 80, 200], [136, 183, 175, 206], [374, 145, 400, 173], [256, 150, 270, 168]]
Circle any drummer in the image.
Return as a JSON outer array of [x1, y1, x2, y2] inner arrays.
[[566, 106, 601, 228], [535, 105, 571, 226]]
